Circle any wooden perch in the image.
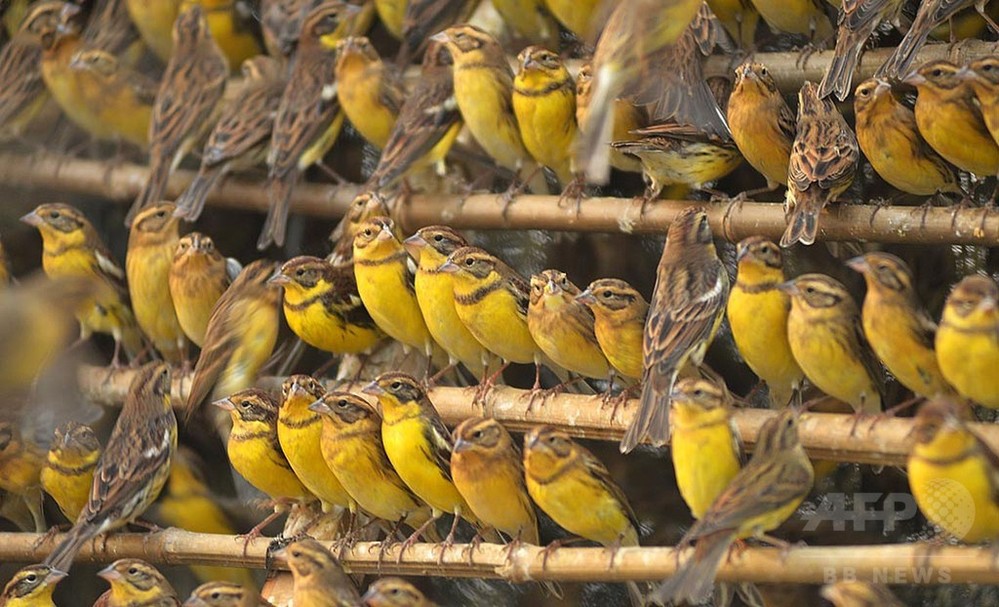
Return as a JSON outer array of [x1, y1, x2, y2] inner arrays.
[[77, 365, 999, 467], [3, 151, 999, 245], [1, 530, 994, 584]]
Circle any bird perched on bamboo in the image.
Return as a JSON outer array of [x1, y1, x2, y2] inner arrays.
[[652, 407, 813, 605], [40, 421, 101, 523], [262, 1, 359, 249], [275, 538, 363, 607], [935, 274, 999, 408], [334, 36, 403, 150], [129, 5, 228, 224], [309, 391, 437, 535], [541, 0, 600, 41], [124, 0, 181, 61], [575, 62, 644, 176], [575, 279, 648, 383], [490, 0, 558, 45], [353, 217, 441, 372], [960, 56, 999, 146], [168, 232, 234, 348], [368, 39, 461, 190], [821, 581, 906, 607], [180, 0, 261, 70], [395, 0, 478, 66], [670, 378, 742, 520], [404, 225, 490, 378], [779, 274, 883, 414], [908, 398, 999, 542], [877, 0, 999, 80], [433, 25, 548, 196], [781, 81, 859, 247], [0, 564, 66, 607], [852, 78, 963, 199], [363, 373, 483, 547], [271, 255, 383, 359], [184, 260, 281, 417], [903, 61, 999, 183], [362, 578, 436, 607], [528, 269, 611, 386], [176, 55, 285, 222], [727, 62, 795, 194], [184, 581, 274, 607], [623, 208, 728, 453], [819, 0, 904, 101], [728, 236, 804, 408], [0, 421, 45, 533], [21, 203, 144, 365], [847, 252, 952, 398], [44, 363, 176, 572], [95, 559, 181, 607], [126, 202, 186, 365], [574, 0, 703, 183], [0, 3, 60, 141]]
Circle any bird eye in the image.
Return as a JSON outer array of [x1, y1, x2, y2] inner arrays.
[[472, 430, 482, 439], [156, 210, 166, 218], [391, 381, 401, 390], [128, 567, 138, 575], [363, 228, 372, 237], [601, 290, 612, 298], [760, 67, 768, 76], [211, 592, 220, 599], [25, 574, 37, 582], [693, 389, 704, 397], [805, 286, 816, 294], [50, 211, 60, 219], [296, 268, 305, 276], [337, 399, 348, 408], [931, 68, 943, 77], [291, 550, 301, 558], [465, 258, 474, 266], [434, 234, 443, 242]]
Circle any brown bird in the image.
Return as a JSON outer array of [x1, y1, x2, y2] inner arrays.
[[129, 4, 227, 223], [184, 581, 275, 607], [275, 538, 363, 607], [260, 0, 323, 59], [819, 0, 905, 101], [781, 81, 859, 247], [396, 0, 478, 66], [0, 3, 60, 140]]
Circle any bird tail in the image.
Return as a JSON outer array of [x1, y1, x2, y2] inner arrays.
[[575, 65, 619, 185], [128, 154, 171, 226], [819, 33, 863, 102], [175, 164, 226, 222], [780, 194, 822, 247], [650, 530, 734, 606], [620, 368, 673, 453], [874, 14, 930, 80], [258, 170, 297, 250], [43, 521, 97, 573]]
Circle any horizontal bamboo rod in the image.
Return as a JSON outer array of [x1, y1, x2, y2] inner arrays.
[[78, 365, 999, 467], [3, 151, 998, 245], [2, 530, 995, 585]]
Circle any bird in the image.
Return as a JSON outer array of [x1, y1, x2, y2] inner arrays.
[[0, 564, 67, 607], [361, 578, 435, 607], [527, 269, 611, 384], [651, 407, 813, 605], [0, 422, 45, 533], [395, 0, 478, 66], [40, 421, 101, 523], [175, 55, 286, 222], [21, 203, 144, 365], [276, 374, 355, 514], [727, 236, 804, 408], [94, 558, 181, 607], [575, 278, 648, 383], [352, 217, 441, 372], [779, 273, 883, 414], [44, 363, 177, 573], [184, 260, 281, 417], [126, 202, 186, 365], [363, 373, 482, 545], [819, 0, 904, 101], [183, 581, 275, 607], [490, 0, 559, 45], [168, 232, 234, 348], [129, 4, 228, 224], [540, 0, 601, 41], [706, 0, 761, 48], [124, 0, 181, 61], [623, 207, 729, 453], [326, 191, 395, 267], [262, 1, 358, 249], [403, 225, 490, 378], [574, 0, 703, 183], [935, 274, 999, 408], [309, 391, 437, 535], [852, 78, 963, 198], [903, 60, 999, 180], [847, 252, 953, 398], [877, 0, 999, 80], [960, 56, 999, 145], [908, 398, 999, 542], [0, 3, 59, 141], [748, 0, 833, 39], [575, 62, 645, 176], [781, 81, 859, 247], [260, 0, 332, 59], [271, 255, 383, 358], [372, 0, 406, 39], [727, 62, 795, 193], [451, 416, 539, 544], [821, 581, 906, 607], [670, 378, 742, 520], [214, 388, 313, 506], [333, 35, 402, 150], [275, 538, 363, 607], [367, 38, 461, 190], [180, 0, 262, 70]]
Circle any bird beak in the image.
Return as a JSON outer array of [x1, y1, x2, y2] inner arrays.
[[49, 569, 68, 582], [735, 242, 749, 261], [546, 277, 559, 294], [523, 55, 539, 70], [845, 256, 869, 273], [452, 437, 471, 453], [735, 63, 754, 81], [525, 432, 540, 449], [956, 65, 973, 81], [376, 225, 394, 241], [96, 564, 121, 582], [308, 399, 330, 414], [575, 289, 596, 305], [874, 79, 892, 95], [901, 71, 926, 86], [438, 259, 459, 273], [402, 234, 426, 257], [267, 271, 290, 286], [212, 397, 235, 411], [776, 280, 799, 295], [361, 380, 384, 396], [978, 296, 997, 313], [19, 210, 42, 227], [68, 51, 87, 70], [429, 31, 450, 44]]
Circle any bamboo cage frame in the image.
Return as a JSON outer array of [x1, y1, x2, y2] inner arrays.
[[0, 529, 994, 585]]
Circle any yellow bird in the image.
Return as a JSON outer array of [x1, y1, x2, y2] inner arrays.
[[541, 0, 600, 40], [95, 559, 180, 607], [490, 0, 559, 45], [748, 0, 833, 38], [908, 398, 999, 543], [65, 48, 156, 149], [275, 538, 363, 607], [575, 279, 648, 383], [935, 274, 999, 408], [961, 56, 999, 145], [184, 581, 272, 607], [373, 0, 407, 39], [169, 232, 233, 348], [727, 62, 795, 192], [334, 36, 403, 150], [40, 421, 100, 523], [727, 236, 804, 408], [127, 202, 186, 365], [847, 252, 953, 398], [706, 0, 761, 48], [0, 421, 45, 533], [362, 578, 436, 607], [125, 0, 182, 61], [180, 0, 261, 70], [0, 564, 66, 607]]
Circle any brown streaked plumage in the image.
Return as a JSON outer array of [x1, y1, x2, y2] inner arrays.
[[275, 538, 362, 607], [362, 578, 436, 607], [819, 0, 905, 101], [183, 581, 274, 607]]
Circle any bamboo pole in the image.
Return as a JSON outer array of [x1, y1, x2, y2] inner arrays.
[[2, 530, 994, 584], [3, 151, 999, 245], [77, 365, 999, 467]]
